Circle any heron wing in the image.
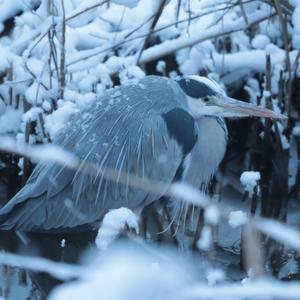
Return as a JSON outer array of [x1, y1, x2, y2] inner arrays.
[[0, 77, 189, 232]]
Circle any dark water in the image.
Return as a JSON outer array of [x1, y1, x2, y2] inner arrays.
[[0, 184, 246, 299], [0, 228, 247, 300], [0, 230, 98, 299]]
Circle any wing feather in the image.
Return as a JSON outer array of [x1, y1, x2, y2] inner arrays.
[[0, 76, 188, 232]]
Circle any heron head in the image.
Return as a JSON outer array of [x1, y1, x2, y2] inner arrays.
[[177, 76, 286, 120]]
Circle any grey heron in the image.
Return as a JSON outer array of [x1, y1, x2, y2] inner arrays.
[[0, 75, 285, 232]]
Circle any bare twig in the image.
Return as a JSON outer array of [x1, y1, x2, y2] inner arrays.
[[176, 0, 182, 26], [38, 112, 49, 140], [292, 49, 300, 72], [59, 0, 66, 100], [21, 122, 32, 186], [65, 0, 110, 22], [49, 12, 60, 82], [274, 0, 292, 120], [7, 62, 13, 106], [136, 0, 168, 64], [264, 0, 294, 16], [238, 0, 248, 25], [192, 208, 204, 249]]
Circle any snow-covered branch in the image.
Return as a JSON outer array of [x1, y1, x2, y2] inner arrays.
[[140, 9, 276, 64]]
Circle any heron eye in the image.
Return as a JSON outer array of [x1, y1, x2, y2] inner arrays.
[[203, 96, 210, 103]]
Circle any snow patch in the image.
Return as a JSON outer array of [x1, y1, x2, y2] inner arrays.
[[228, 211, 248, 228], [251, 34, 270, 49], [240, 171, 261, 197], [44, 101, 79, 140], [197, 226, 212, 251], [205, 205, 219, 225], [0, 106, 22, 134], [96, 207, 139, 251], [112, 0, 140, 8]]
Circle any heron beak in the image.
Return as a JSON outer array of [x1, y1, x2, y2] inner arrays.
[[222, 97, 287, 120]]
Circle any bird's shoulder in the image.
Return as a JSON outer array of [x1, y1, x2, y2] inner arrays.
[[56, 76, 190, 153]]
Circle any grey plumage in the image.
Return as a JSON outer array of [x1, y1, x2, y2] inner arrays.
[[0, 77, 195, 231], [0, 75, 283, 232]]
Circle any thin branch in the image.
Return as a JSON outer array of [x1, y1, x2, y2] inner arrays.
[[59, 0, 66, 99], [136, 0, 168, 64], [274, 0, 292, 119], [7, 62, 13, 106], [65, 0, 110, 22], [176, 0, 182, 26], [238, 0, 248, 25]]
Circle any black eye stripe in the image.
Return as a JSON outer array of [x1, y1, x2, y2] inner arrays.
[[176, 78, 217, 99]]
